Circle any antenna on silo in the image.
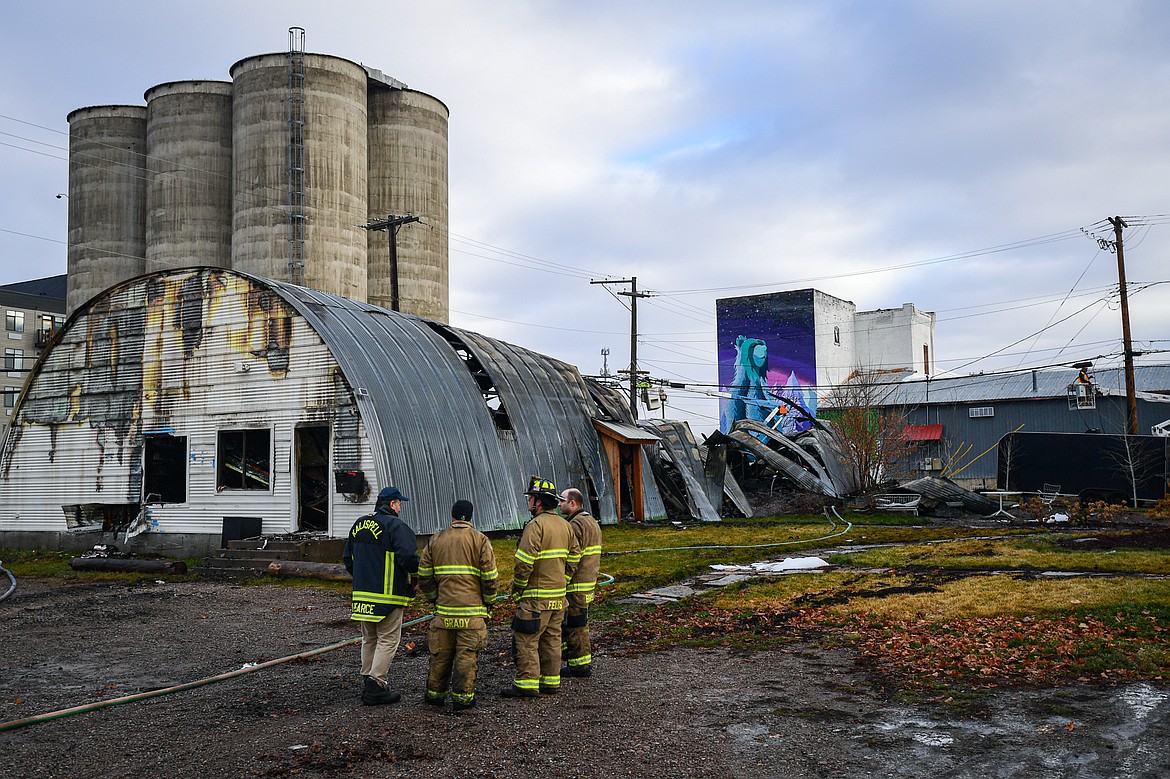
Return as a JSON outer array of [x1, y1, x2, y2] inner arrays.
[[287, 27, 307, 286]]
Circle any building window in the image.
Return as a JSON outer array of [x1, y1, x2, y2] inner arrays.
[[144, 434, 187, 503], [5, 311, 24, 333], [217, 428, 272, 490], [833, 326, 841, 345], [4, 348, 22, 374], [969, 406, 995, 418], [3, 387, 16, 408]]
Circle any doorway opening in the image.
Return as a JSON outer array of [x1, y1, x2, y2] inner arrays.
[[295, 425, 330, 531]]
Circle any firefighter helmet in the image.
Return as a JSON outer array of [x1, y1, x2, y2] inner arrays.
[[524, 475, 558, 499]]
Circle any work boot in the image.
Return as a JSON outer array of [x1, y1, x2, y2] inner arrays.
[[539, 684, 559, 695], [362, 676, 401, 706], [453, 698, 476, 712], [424, 693, 447, 707], [561, 665, 592, 678], [500, 684, 538, 699]]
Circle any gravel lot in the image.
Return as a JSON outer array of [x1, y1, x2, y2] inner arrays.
[[2, 576, 1168, 778]]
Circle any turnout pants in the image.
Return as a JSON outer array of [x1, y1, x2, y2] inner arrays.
[[426, 618, 489, 706], [563, 604, 592, 671], [511, 597, 565, 693], [359, 608, 404, 687]]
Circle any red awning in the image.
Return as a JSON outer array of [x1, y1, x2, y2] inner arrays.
[[903, 424, 943, 442]]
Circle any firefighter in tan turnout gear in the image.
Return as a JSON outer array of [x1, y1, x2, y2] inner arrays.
[[502, 476, 581, 698], [559, 487, 601, 678], [417, 500, 499, 710]]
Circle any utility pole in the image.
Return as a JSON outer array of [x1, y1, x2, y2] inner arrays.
[[591, 277, 652, 420], [1109, 216, 1139, 435], [361, 214, 420, 311]]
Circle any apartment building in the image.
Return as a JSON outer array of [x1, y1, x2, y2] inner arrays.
[[0, 275, 66, 442]]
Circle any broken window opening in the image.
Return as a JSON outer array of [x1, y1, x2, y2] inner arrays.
[[217, 428, 272, 491], [424, 323, 514, 431], [62, 502, 141, 532], [144, 433, 187, 503]]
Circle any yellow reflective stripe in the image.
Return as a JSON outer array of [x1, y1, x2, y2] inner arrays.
[[515, 549, 536, 564], [435, 604, 488, 614], [513, 678, 539, 690], [581, 545, 602, 556], [481, 569, 499, 580], [351, 614, 383, 622], [435, 604, 489, 617], [384, 550, 393, 593], [566, 552, 582, 564], [416, 565, 434, 576], [518, 587, 566, 599], [566, 582, 597, 593], [432, 565, 486, 576], [353, 591, 413, 605], [534, 549, 568, 559], [540, 674, 561, 685], [567, 654, 592, 667]]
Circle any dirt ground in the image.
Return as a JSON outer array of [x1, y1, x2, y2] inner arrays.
[[2, 576, 1168, 779]]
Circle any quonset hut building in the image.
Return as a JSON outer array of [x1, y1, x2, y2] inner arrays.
[[0, 267, 665, 554]]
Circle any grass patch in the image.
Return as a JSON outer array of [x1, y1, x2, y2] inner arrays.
[[829, 535, 1170, 575]]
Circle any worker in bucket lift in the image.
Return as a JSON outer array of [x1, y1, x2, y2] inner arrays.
[[502, 476, 580, 698], [417, 499, 499, 710], [342, 485, 419, 706], [558, 487, 602, 679]]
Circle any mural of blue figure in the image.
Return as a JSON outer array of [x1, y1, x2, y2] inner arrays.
[[720, 335, 773, 432]]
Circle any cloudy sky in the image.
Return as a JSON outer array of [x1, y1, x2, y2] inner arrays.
[[2, 0, 1168, 433]]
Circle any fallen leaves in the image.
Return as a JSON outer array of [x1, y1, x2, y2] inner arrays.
[[605, 598, 1169, 691]]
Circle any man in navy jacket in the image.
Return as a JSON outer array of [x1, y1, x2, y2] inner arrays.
[[343, 485, 419, 705]]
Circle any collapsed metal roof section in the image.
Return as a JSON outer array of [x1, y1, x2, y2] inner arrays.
[[640, 419, 721, 523]]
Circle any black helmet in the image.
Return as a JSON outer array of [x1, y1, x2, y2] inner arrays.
[[523, 475, 558, 500]]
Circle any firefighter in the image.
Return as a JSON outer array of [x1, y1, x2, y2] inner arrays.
[[417, 499, 498, 710], [502, 476, 581, 698], [558, 487, 601, 678], [342, 485, 419, 706]]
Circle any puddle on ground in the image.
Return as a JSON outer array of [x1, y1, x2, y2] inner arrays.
[[726, 722, 770, 742], [1118, 683, 1168, 722]]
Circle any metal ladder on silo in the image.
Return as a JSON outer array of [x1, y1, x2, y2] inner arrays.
[[287, 26, 306, 286]]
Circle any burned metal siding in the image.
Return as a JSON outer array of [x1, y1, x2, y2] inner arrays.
[[0, 268, 357, 535], [1, 267, 655, 540]]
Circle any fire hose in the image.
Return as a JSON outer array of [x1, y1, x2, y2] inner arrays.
[[0, 573, 615, 733], [1, 510, 849, 732], [0, 560, 15, 603]]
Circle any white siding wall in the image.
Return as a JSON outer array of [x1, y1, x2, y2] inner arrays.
[[812, 291, 857, 389], [855, 303, 935, 375], [0, 270, 375, 537]]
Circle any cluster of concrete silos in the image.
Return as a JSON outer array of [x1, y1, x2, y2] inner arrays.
[[65, 52, 449, 322]]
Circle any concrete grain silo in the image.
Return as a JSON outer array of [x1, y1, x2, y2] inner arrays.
[[144, 81, 234, 274], [65, 105, 148, 314], [367, 83, 450, 322], [230, 53, 369, 301]]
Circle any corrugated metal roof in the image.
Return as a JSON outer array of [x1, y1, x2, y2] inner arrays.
[[595, 420, 661, 443], [266, 278, 665, 532], [880, 365, 1170, 406]]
